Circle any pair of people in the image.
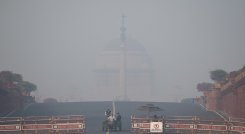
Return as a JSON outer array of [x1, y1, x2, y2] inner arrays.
[[105, 109, 121, 122]]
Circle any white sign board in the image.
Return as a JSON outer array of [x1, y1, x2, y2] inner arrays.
[[150, 122, 163, 133]]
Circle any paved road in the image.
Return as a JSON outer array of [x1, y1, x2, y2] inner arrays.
[[9, 101, 220, 133]]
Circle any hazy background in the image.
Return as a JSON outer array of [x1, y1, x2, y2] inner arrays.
[[0, 0, 244, 102]]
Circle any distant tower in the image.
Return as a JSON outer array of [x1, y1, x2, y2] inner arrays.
[[94, 15, 154, 101]]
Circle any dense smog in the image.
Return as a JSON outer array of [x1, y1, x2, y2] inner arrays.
[[0, 0, 244, 134]]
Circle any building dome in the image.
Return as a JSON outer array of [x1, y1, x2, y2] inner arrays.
[[93, 15, 154, 101], [96, 38, 152, 71], [104, 38, 146, 52], [94, 38, 154, 101]]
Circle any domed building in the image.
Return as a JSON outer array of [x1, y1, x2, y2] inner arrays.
[[94, 17, 154, 101]]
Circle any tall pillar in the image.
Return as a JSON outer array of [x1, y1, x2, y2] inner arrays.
[[120, 14, 129, 101]]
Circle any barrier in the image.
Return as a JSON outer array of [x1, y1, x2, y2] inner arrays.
[[131, 115, 245, 133], [0, 115, 85, 134]]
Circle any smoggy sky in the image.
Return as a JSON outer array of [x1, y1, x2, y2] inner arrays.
[[0, 0, 245, 102]]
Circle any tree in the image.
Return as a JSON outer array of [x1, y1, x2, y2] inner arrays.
[[13, 73, 23, 82], [0, 71, 37, 95], [17, 81, 37, 96], [0, 71, 14, 82], [210, 69, 227, 83], [0, 71, 17, 91], [0, 71, 37, 114]]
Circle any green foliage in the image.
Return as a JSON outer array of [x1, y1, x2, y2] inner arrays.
[[0, 71, 23, 84], [0, 70, 37, 94], [0, 71, 14, 82], [19, 81, 37, 92], [210, 69, 227, 83], [13, 74, 23, 82]]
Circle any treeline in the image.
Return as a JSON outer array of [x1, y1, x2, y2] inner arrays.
[[197, 66, 245, 91], [0, 71, 37, 116]]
